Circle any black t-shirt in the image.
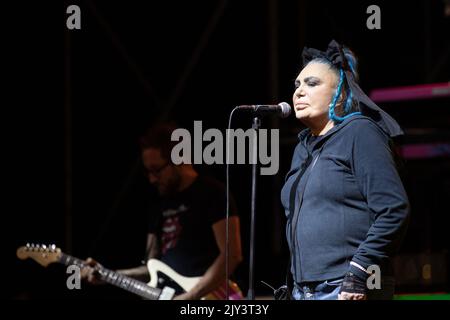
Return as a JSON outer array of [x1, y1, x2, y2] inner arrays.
[[148, 175, 238, 277]]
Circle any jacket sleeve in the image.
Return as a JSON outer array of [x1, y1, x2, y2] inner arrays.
[[349, 120, 410, 280]]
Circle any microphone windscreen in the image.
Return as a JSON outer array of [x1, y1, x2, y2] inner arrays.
[[278, 102, 292, 118]]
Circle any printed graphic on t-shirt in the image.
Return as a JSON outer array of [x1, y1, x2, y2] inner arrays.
[[161, 204, 188, 254]]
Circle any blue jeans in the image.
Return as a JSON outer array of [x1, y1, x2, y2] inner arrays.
[[292, 277, 396, 300], [292, 278, 344, 300]]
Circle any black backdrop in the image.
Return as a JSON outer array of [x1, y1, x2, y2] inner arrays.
[[6, 0, 450, 299]]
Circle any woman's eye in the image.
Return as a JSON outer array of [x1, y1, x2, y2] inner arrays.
[[307, 81, 318, 87]]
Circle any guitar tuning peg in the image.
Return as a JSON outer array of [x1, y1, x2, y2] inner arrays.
[[50, 244, 56, 251], [26, 243, 30, 249]]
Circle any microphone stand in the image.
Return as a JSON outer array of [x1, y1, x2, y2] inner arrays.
[[247, 116, 261, 300]]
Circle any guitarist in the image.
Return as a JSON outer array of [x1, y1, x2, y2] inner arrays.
[[82, 123, 243, 300]]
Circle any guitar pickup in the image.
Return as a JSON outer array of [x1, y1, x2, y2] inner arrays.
[[158, 286, 176, 300]]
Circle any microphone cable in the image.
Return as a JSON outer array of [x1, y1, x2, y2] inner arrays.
[[225, 106, 239, 300]]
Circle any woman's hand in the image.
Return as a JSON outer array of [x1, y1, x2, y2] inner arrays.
[[338, 272, 367, 300], [338, 292, 367, 300]]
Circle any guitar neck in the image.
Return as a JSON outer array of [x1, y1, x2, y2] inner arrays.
[[59, 253, 161, 300]]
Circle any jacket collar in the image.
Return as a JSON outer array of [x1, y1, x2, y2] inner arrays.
[[296, 115, 378, 150]]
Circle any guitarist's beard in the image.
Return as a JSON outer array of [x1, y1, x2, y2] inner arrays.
[[156, 168, 182, 196]]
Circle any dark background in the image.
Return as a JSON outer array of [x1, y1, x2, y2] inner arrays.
[[6, 0, 450, 299]]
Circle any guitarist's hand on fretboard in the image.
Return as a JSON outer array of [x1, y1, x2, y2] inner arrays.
[[80, 257, 106, 285]]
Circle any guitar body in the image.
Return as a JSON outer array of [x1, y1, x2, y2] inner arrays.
[[147, 259, 243, 300]]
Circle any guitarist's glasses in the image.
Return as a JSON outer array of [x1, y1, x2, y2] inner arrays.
[[143, 161, 170, 178]]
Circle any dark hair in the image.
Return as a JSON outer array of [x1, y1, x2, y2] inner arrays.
[[306, 46, 359, 81], [139, 122, 178, 161]]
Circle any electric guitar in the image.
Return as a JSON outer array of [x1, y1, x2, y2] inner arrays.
[[17, 244, 243, 300]]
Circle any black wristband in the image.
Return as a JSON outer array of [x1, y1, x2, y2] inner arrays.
[[339, 272, 367, 294]]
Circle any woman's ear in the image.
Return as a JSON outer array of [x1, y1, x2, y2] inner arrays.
[[335, 92, 345, 107], [333, 92, 347, 115]]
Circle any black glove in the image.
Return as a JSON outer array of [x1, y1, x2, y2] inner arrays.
[[339, 272, 367, 295]]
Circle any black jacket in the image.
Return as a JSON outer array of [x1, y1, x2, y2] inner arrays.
[[281, 115, 409, 284]]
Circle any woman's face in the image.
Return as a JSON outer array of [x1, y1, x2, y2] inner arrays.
[[293, 62, 339, 124]]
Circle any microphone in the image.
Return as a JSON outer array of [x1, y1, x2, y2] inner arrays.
[[236, 102, 292, 118]]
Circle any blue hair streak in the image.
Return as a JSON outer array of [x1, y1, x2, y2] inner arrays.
[[329, 69, 361, 123]]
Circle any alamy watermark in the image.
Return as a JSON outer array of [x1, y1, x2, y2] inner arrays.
[[66, 265, 81, 290], [66, 5, 81, 30], [171, 121, 279, 175], [66, 4, 381, 31], [366, 264, 381, 290], [366, 5, 381, 30]]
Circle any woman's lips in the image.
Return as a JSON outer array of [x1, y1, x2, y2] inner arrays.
[[295, 103, 309, 110]]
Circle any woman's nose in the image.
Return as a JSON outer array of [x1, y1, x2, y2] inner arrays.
[[295, 86, 304, 98]]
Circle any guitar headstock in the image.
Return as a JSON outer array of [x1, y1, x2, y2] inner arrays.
[[16, 244, 61, 267]]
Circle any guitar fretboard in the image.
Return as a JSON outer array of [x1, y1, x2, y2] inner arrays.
[[59, 253, 161, 300]]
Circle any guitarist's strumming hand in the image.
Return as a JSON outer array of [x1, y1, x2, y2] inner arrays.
[[173, 291, 196, 300], [80, 257, 105, 285]]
